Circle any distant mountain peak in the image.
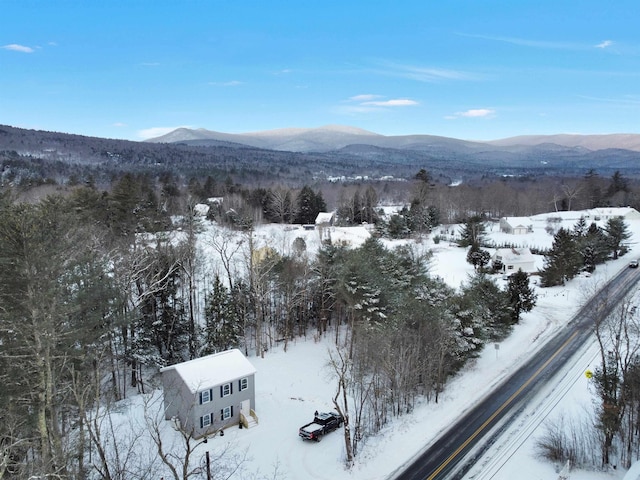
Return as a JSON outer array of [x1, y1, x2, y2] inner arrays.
[[246, 124, 379, 137], [317, 124, 379, 135]]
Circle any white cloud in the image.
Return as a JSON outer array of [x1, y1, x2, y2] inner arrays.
[[376, 61, 479, 82], [460, 108, 495, 117], [137, 126, 191, 140], [362, 99, 418, 107], [112, 122, 127, 127], [337, 95, 419, 115], [2, 44, 34, 53], [458, 33, 580, 50], [209, 80, 244, 87], [447, 108, 496, 120], [349, 94, 383, 102], [596, 40, 614, 49]]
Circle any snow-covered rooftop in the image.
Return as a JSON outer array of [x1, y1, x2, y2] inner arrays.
[[193, 203, 210, 216], [501, 216, 532, 226], [315, 211, 335, 224], [493, 247, 535, 263], [160, 349, 256, 393]]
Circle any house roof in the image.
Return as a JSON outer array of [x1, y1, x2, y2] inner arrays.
[[527, 207, 640, 223], [315, 211, 335, 224], [492, 247, 535, 264], [589, 207, 640, 218], [160, 349, 256, 393], [501, 216, 532, 227]]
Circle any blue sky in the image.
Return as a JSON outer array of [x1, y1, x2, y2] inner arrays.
[[2, 0, 639, 141]]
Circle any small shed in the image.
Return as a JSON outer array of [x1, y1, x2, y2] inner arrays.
[[315, 211, 336, 227], [315, 211, 336, 243], [160, 349, 257, 438]]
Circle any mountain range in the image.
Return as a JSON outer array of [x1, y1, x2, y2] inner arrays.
[[148, 125, 640, 154]]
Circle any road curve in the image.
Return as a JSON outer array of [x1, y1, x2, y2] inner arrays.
[[393, 266, 640, 480]]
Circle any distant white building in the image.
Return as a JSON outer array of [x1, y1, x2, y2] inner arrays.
[[492, 247, 536, 274], [588, 207, 640, 221], [529, 207, 640, 224], [499, 217, 533, 235]]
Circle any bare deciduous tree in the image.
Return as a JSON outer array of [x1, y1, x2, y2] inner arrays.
[[328, 346, 354, 466], [143, 392, 247, 480]]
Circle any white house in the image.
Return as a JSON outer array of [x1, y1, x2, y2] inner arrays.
[[499, 217, 532, 235], [588, 207, 640, 221], [492, 247, 536, 274], [160, 349, 257, 438]]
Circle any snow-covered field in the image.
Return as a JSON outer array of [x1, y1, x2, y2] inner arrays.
[[132, 210, 640, 480]]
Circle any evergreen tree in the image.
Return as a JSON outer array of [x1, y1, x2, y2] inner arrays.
[[540, 228, 582, 286], [604, 216, 631, 259], [407, 198, 431, 233], [608, 170, 628, 197], [387, 213, 411, 239], [311, 242, 343, 334], [585, 222, 610, 266], [466, 243, 491, 271], [203, 175, 218, 198], [459, 216, 486, 247], [415, 168, 431, 183], [352, 189, 363, 224], [295, 185, 326, 224], [133, 244, 189, 366], [361, 186, 379, 224], [456, 272, 511, 341], [108, 173, 169, 237], [203, 275, 242, 354], [573, 216, 588, 238], [582, 169, 604, 208], [507, 270, 537, 324]]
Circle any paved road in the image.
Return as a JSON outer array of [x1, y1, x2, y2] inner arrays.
[[393, 266, 640, 480]]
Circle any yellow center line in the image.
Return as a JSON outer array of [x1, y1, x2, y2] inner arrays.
[[426, 329, 580, 480]]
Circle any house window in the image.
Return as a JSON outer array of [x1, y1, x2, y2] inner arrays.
[[199, 389, 212, 404], [221, 406, 233, 421], [200, 413, 212, 428], [221, 382, 232, 397], [239, 377, 248, 391], [507, 265, 514, 270]]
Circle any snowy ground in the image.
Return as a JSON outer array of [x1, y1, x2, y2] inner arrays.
[[135, 210, 640, 480]]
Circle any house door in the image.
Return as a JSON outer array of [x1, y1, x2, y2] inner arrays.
[[240, 399, 250, 415]]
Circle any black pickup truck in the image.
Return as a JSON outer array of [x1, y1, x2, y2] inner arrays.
[[298, 411, 344, 441]]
